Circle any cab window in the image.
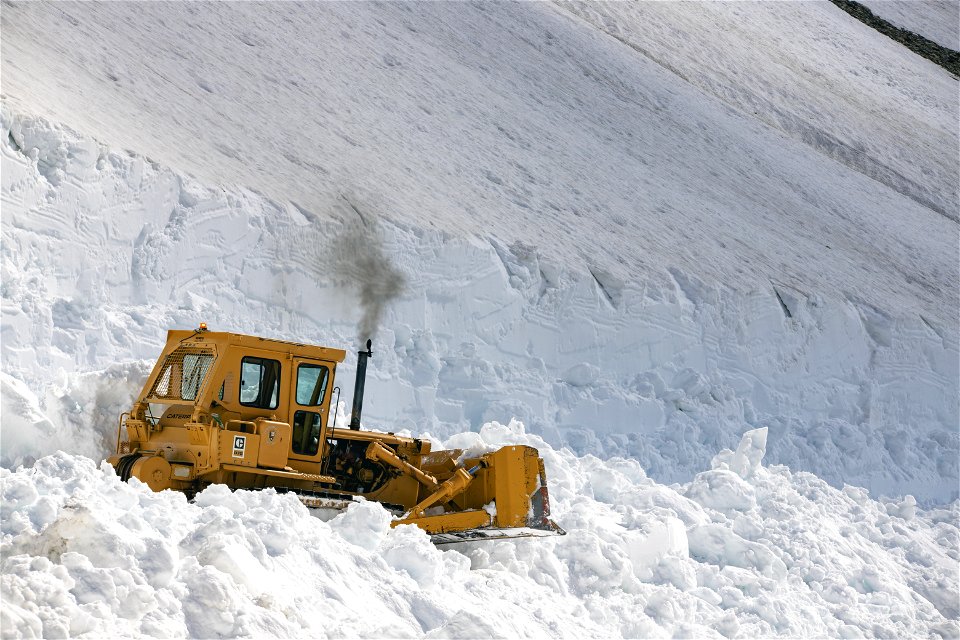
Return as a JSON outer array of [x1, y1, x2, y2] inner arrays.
[[181, 354, 214, 400], [292, 410, 322, 456], [296, 364, 329, 406], [147, 347, 215, 402], [239, 357, 280, 409]]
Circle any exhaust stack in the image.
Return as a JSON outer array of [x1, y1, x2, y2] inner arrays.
[[349, 339, 373, 430]]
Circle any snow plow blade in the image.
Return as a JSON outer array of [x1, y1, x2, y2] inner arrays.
[[431, 521, 567, 545], [389, 444, 566, 542]]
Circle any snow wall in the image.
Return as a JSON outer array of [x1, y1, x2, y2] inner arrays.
[[2, 109, 957, 505]]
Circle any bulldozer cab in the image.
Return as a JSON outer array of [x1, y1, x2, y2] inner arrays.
[[134, 328, 345, 468]]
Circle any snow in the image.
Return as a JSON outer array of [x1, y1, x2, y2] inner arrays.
[[2, 427, 957, 638], [1, 1, 958, 637], [860, 0, 960, 51], [559, 0, 959, 222]]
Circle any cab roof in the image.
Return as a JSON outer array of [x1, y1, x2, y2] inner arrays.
[[166, 329, 347, 363]]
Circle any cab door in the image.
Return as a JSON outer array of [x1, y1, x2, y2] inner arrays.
[[287, 358, 334, 467]]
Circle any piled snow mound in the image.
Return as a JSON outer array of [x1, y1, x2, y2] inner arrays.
[[2, 424, 957, 639], [0, 364, 150, 471]]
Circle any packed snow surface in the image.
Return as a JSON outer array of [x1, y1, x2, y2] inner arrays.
[[3, 425, 958, 639]]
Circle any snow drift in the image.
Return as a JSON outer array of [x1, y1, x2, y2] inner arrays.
[[3, 425, 957, 639]]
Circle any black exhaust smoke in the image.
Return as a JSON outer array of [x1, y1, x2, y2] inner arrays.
[[349, 339, 373, 430], [330, 213, 406, 344]]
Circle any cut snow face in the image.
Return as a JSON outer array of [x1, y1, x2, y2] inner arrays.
[[2, 109, 957, 503], [1, 425, 957, 639]]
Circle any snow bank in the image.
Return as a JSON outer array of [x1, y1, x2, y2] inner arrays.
[[2, 425, 956, 639], [0, 364, 150, 471], [2, 1, 956, 309]]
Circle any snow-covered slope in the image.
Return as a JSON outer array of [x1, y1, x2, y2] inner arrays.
[[3, 427, 958, 638], [2, 2, 956, 319], [559, 0, 958, 221]]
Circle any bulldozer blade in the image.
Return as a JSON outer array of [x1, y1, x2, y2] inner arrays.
[[430, 519, 566, 545]]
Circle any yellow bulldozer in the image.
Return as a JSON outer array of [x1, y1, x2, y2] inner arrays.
[[108, 325, 564, 543]]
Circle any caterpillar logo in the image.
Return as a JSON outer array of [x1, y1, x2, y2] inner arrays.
[[232, 435, 246, 459]]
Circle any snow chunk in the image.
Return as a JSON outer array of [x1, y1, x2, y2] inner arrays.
[[712, 427, 768, 479], [329, 498, 392, 549]]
